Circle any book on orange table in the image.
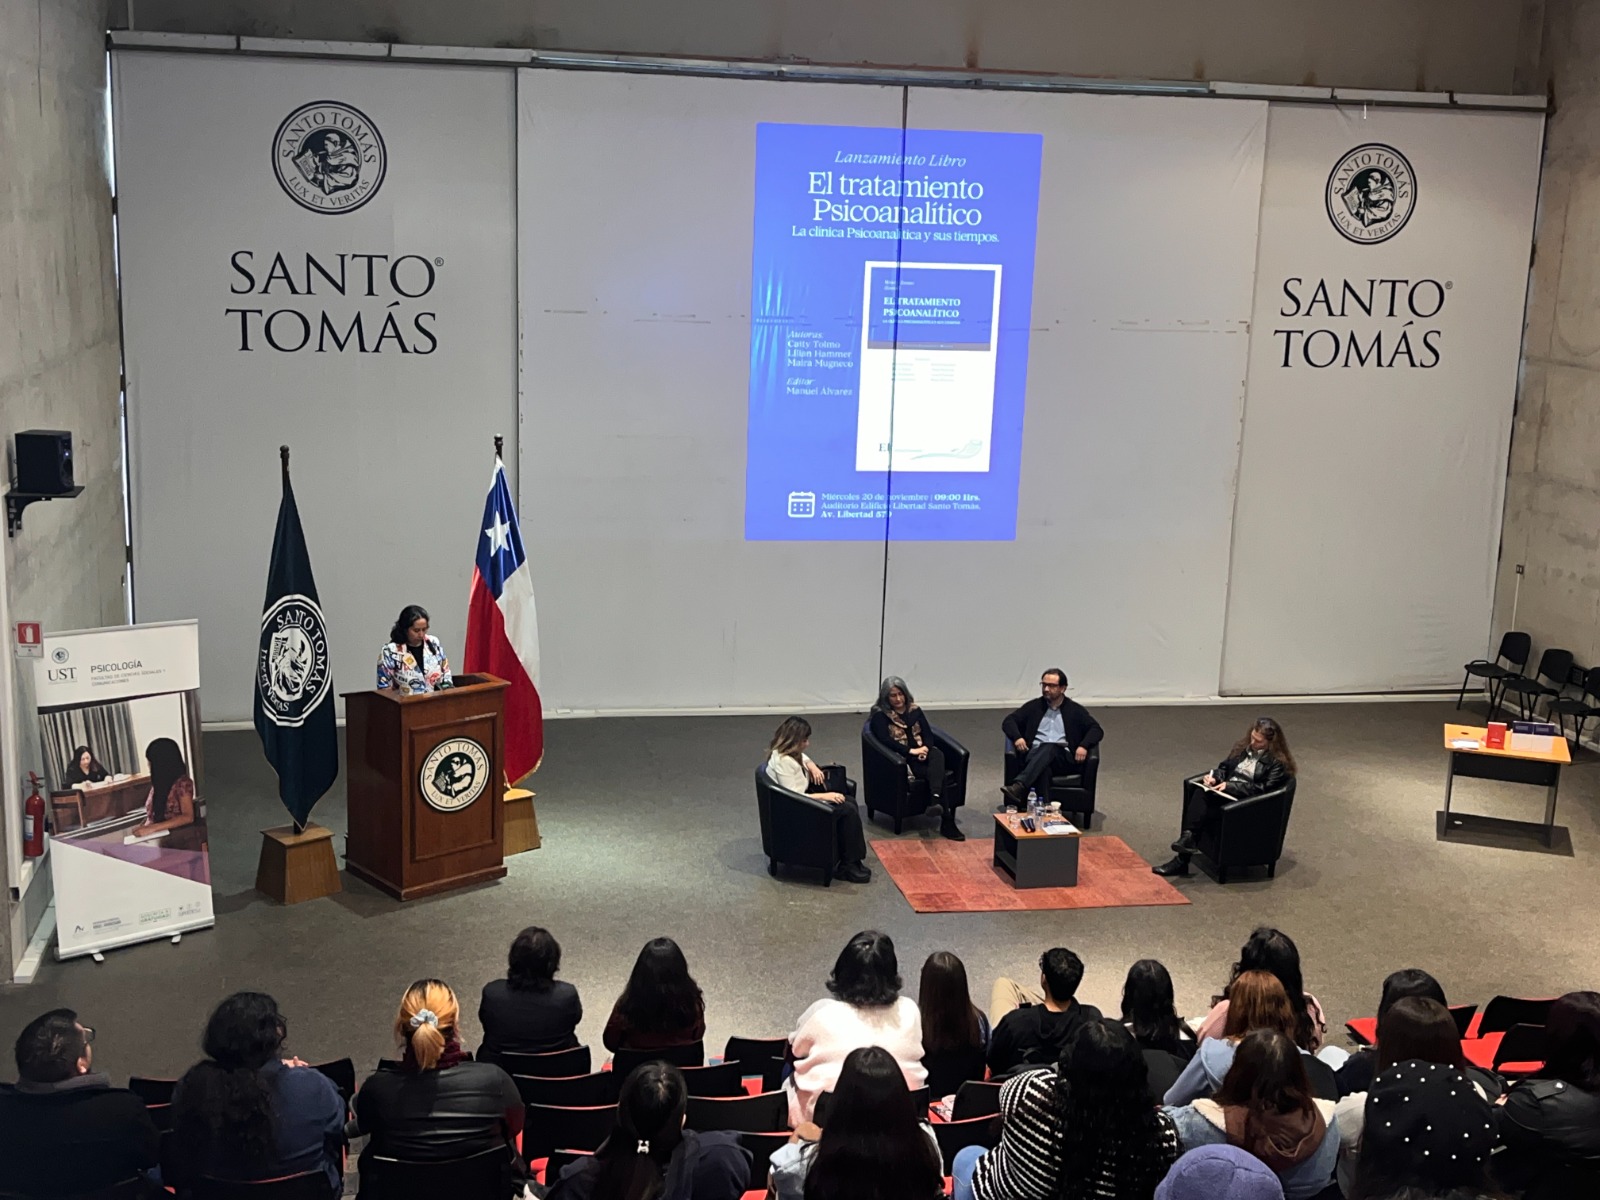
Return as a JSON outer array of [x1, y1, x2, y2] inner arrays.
[[1485, 722, 1507, 749]]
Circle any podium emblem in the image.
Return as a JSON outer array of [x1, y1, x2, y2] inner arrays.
[[420, 738, 490, 812]]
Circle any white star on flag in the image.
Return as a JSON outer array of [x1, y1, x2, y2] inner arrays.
[[484, 513, 511, 554]]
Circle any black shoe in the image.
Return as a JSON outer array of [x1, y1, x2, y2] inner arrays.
[[1000, 781, 1028, 806], [1170, 832, 1198, 855], [834, 861, 872, 883], [940, 817, 966, 842], [1153, 856, 1191, 877]]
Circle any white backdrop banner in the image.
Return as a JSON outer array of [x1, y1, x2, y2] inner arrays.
[[1222, 105, 1544, 694], [114, 52, 518, 722], [34, 621, 213, 960]]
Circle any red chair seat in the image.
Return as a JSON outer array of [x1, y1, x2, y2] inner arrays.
[[1461, 1032, 1503, 1070], [1346, 1018, 1378, 1046]]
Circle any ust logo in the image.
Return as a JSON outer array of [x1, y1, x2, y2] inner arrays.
[[46, 667, 75, 682], [787, 491, 817, 518]]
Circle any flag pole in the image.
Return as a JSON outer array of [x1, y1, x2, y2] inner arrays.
[[493, 434, 503, 463], [280, 444, 291, 491]]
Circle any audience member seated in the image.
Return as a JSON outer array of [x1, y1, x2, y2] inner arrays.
[[1000, 667, 1104, 808], [1165, 972, 1315, 1107], [869, 675, 965, 840], [1155, 1145, 1286, 1200], [1122, 958, 1196, 1099], [918, 950, 990, 1097], [1193, 928, 1327, 1052], [986, 947, 1103, 1078], [352, 979, 526, 1197], [1163, 1029, 1338, 1200], [1493, 989, 1600, 1199], [954, 1019, 1179, 1200], [1333, 997, 1499, 1194], [0, 1008, 159, 1198], [785, 930, 926, 1125], [1346, 1060, 1499, 1200], [1155, 717, 1296, 877], [766, 716, 872, 884], [603, 937, 707, 1053], [1335, 967, 1450, 1097], [477, 925, 582, 1064], [547, 1062, 750, 1200], [770, 1046, 942, 1200], [169, 992, 345, 1194]]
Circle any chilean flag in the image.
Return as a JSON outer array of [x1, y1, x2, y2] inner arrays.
[[464, 457, 543, 782]]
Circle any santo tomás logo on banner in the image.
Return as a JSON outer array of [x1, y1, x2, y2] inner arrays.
[[256, 595, 332, 727], [420, 738, 491, 812], [272, 101, 387, 214], [1325, 144, 1416, 244]]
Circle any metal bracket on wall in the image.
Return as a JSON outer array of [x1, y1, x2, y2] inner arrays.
[[5, 487, 84, 537]]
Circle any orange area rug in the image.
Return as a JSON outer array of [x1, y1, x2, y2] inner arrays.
[[870, 835, 1191, 913]]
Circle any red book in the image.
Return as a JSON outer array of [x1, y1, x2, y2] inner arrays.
[[1485, 722, 1507, 749]]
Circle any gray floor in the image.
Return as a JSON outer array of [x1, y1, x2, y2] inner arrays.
[[3, 700, 1597, 1085]]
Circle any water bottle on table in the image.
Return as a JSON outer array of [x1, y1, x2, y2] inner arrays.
[[1026, 788, 1039, 821]]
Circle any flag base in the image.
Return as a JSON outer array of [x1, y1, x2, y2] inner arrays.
[[256, 822, 342, 904], [503, 788, 541, 855]]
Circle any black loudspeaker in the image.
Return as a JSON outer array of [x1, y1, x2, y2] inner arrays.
[[14, 430, 73, 494]]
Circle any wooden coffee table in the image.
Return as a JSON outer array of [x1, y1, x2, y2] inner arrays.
[[993, 812, 1081, 888]]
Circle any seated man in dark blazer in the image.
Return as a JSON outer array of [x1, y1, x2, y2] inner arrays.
[[1000, 667, 1103, 807], [0, 1008, 160, 1197]]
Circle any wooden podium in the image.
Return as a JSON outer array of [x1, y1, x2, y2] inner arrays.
[[343, 674, 509, 900]]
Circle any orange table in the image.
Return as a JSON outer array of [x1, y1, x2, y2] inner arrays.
[[1442, 724, 1570, 845]]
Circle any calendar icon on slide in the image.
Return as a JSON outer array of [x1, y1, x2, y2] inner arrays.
[[787, 491, 817, 518]]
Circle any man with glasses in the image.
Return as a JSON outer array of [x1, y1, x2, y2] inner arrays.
[[0, 1009, 159, 1195], [1000, 668, 1104, 808]]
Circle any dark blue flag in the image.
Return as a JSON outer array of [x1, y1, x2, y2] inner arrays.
[[253, 453, 337, 829]]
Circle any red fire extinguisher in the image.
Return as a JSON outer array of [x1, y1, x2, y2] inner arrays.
[[23, 772, 45, 858]]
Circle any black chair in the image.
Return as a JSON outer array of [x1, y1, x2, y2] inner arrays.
[[1142, 1047, 1188, 1104], [612, 1040, 703, 1078], [685, 1090, 788, 1133], [951, 1079, 1003, 1121], [814, 1085, 929, 1125], [860, 720, 970, 834], [1302, 1053, 1339, 1101], [127, 1076, 177, 1106], [755, 765, 846, 885], [932, 1115, 1000, 1174], [1459, 631, 1532, 713], [522, 1103, 617, 1161], [1476, 995, 1556, 1036], [1002, 741, 1099, 826], [144, 1103, 173, 1134], [189, 1175, 334, 1200], [362, 1145, 515, 1200], [922, 1045, 988, 1098], [737, 1131, 792, 1182], [511, 1070, 620, 1108], [1189, 775, 1296, 883], [1492, 1023, 1548, 1075], [722, 1036, 787, 1092], [1551, 664, 1600, 745], [311, 1058, 356, 1107], [542, 1149, 593, 1188], [679, 1060, 746, 1098], [0, 1179, 155, 1200], [1500, 647, 1575, 720], [487, 1045, 591, 1077]]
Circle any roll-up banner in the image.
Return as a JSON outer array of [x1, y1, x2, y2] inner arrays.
[[33, 621, 214, 959]]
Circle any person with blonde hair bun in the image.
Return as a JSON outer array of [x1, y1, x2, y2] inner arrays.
[[352, 979, 527, 1196]]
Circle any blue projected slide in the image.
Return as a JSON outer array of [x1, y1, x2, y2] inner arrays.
[[744, 123, 1043, 541]]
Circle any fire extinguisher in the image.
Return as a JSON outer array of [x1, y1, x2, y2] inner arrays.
[[23, 772, 45, 858]]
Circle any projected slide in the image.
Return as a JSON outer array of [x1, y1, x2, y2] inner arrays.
[[745, 123, 1043, 541]]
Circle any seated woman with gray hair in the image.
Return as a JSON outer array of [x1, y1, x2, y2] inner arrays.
[[869, 676, 963, 840]]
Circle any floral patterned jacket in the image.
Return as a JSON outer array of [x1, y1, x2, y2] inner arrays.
[[376, 635, 453, 693]]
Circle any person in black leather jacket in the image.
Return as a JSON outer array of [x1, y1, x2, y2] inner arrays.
[[1155, 717, 1295, 877], [1494, 990, 1600, 1198]]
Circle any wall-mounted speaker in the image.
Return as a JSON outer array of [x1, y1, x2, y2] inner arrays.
[[14, 430, 74, 495]]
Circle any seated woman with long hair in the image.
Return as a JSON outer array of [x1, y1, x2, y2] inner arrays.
[[1494, 990, 1600, 1198], [352, 980, 526, 1196], [604, 937, 706, 1053], [547, 1061, 750, 1200], [169, 992, 345, 1193], [1192, 928, 1327, 1051], [954, 1019, 1179, 1200], [918, 951, 990, 1097], [786, 931, 926, 1126], [1122, 958, 1197, 1101], [765, 716, 872, 884], [1165, 972, 1307, 1107], [768, 1046, 942, 1200], [1164, 1029, 1339, 1200], [478, 925, 583, 1063], [132, 737, 197, 839], [1155, 718, 1297, 877], [63, 745, 108, 786]]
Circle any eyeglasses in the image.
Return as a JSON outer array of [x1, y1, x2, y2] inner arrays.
[[79, 1025, 95, 1045]]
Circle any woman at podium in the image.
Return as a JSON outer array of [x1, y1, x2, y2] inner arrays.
[[377, 604, 453, 693]]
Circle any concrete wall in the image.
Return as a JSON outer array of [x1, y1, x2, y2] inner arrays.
[[0, 0, 125, 974], [1492, 0, 1600, 678], [128, 0, 1540, 94]]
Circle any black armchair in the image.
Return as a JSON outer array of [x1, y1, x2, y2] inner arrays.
[[860, 721, 970, 833], [755, 765, 843, 886], [1187, 774, 1296, 883], [1002, 741, 1099, 826]]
